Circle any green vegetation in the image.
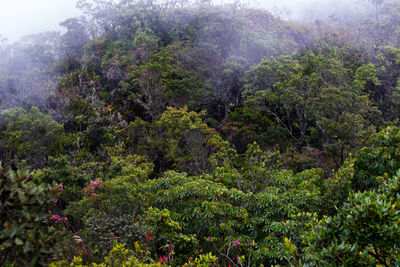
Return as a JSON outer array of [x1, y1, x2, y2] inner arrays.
[[2, 0, 400, 265]]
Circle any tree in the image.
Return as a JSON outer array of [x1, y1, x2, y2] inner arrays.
[[59, 17, 89, 68], [121, 45, 205, 121], [367, 46, 400, 121], [241, 42, 379, 165], [155, 106, 230, 175], [0, 107, 65, 168]]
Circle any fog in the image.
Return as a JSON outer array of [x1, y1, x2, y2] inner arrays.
[[0, 0, 82, 42], [0, 0, 373, 43], [252, 0, 368, 24], [0, 0, 377, 111]]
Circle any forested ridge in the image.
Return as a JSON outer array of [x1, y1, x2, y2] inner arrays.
[[1, 0, 400, 265]]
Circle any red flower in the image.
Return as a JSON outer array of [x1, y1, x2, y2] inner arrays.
[[146, 232, 152, 241]]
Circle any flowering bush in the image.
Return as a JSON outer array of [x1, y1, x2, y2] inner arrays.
[[83, 180, 103, 200]]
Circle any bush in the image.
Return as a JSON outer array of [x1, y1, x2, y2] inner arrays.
[[305, 171, 400, 266], [353, 126, 400, 191], [0, 163, 63, 266]]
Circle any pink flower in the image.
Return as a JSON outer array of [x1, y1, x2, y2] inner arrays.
[[235, 241, 240, 245], [84, 216, 87, 218], [54, 199, 58, 203]]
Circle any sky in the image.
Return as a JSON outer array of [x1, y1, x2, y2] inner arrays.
[[0, 0, 364, 42], [0, 0, 81, 42]]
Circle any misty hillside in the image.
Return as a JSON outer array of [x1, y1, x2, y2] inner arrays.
[[1, 0, 400, 266]]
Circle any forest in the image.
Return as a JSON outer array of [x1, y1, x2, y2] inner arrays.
[[1, 0, 400, 265]]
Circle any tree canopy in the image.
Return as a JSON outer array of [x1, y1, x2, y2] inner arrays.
[[2, 0, 400, 265]]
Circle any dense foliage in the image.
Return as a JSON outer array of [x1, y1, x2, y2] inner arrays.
[[1, 0, 400, 265]]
